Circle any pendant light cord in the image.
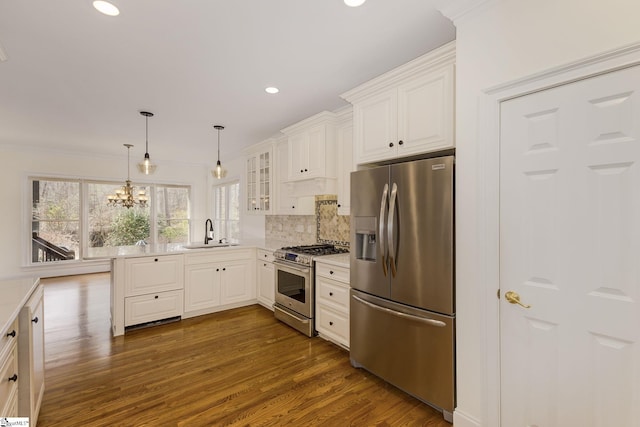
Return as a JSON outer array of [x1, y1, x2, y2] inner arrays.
[[145, 115, 149, 154]]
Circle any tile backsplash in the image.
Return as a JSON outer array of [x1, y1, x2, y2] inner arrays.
[[265, 214, 316, 245], [265, 195, 350, 246]]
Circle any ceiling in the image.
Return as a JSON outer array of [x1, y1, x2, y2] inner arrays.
[[0, 1, 455, 166]]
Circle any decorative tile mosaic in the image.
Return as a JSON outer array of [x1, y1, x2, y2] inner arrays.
[[316, 195, 350, 247]]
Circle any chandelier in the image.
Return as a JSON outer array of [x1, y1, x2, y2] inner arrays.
[[108, 144, 148, 208]]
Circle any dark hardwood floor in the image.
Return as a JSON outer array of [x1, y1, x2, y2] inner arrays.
[[38, 273, 452, 426]]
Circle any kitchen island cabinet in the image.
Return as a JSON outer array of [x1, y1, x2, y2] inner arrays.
[[0, 276, 42, 423], [183, 248, 255, 317], [18, 283, 45, 426], [111, 246, 257, 335], [111, 254, 185, 336]]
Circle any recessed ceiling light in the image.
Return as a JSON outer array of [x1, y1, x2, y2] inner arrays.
[[344, 0, 366, 7], [93, 1, 120, 16], [265, 87, 279, 94]]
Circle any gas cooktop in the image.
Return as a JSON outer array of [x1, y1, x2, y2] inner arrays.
[[274, 244, 349, 266]]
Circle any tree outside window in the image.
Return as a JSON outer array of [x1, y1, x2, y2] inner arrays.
[[30, 178, 191, 263]]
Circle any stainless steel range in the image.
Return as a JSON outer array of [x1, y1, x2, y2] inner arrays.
[[273, 244, 348, 337]]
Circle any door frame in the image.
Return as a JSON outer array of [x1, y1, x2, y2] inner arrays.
[[476, 41, 640, 427]]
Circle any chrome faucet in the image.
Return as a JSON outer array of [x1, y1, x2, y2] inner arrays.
[[204, 219, 214, 244]]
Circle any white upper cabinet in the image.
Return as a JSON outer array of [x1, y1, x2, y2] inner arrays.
[[274, 138, 315, 215], [335, 107, 353, 216], [244, 139, 274, 214], [342, 41, 455, 165], [281, 111, 337, 182]]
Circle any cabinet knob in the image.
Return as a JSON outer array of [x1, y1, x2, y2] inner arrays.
[[337, 204, 341, 208], [223, 268, 226, 271], [329, 270, 334, 275], [154, 295, 159, 299], [300, 169, 304, 173], [216, 268, 220, 271], [263, 263, 267, 267], [292, 206, 295, 209], [329, 292, 333, 296], [398, 140, 404, 146], [8, 374, 17, 382], [329, 321, 334, 326], [304, 168, 308, 172], [264, 254, 267, 257], [154, 258, 158, 262], [6, 330, 15, 338], [32, 317, 39, 324], [389, 142, 394, 147]]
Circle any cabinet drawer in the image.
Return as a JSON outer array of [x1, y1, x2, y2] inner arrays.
[[125, 255, 184, 297], [2, 385, 18, 417], [257, 249, 275, 263], [125, 290, 183, 327], [316, 276, 349, 311], [0, 319, 18, 361], [0, 344, 18, 411], [316, 305, 349, 347], [316, 263, 349, 284], [185, 249, 253, 265]]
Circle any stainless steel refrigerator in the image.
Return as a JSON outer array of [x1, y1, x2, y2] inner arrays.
[[350, 155, 455, 422]]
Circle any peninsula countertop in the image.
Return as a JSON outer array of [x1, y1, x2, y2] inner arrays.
[[85, 239, 297, 259], [0, 276, 40, 336]]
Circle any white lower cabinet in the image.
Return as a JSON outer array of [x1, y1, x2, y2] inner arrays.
[[124, 290, 183, 327], [315, 261, 350, 349], [256, 249, 275, 310], [183, 249, 256, 317], [18, 284, 45, 426], [184, 264, 221, 312], [0, 319, 19, 418]]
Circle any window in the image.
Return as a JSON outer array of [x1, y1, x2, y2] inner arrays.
[[32, 179, 80, 262], [29, 177, 191, 264], [213, 181, 240, 241], [156, 185, 190, 244]]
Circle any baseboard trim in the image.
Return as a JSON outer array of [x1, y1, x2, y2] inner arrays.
[[453, 409, 482, 427]]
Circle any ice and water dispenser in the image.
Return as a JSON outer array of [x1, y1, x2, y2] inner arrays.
[[354, 216, 377, 261]]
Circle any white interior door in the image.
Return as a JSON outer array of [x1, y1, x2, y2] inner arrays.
[[500, 64, 640, 427]]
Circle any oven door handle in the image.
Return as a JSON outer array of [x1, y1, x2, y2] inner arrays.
[[274, 260, 311, 274]]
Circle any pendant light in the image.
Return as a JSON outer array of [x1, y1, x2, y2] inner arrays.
[[107, 144, 148, 208], [137, 111, 157, 175], [212, 125, 227, 179]]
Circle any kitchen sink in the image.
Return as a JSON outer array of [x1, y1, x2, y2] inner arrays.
[[182, 243, 238, 249]]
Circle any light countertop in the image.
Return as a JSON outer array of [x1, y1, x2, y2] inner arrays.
[[85, 239, 298, 259], [314, 253, 350, 268], [0, 276, 40, 336]]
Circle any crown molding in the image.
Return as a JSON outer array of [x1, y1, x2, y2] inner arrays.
[[435, 0, 496, 23]]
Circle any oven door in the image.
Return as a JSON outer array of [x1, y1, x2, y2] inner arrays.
[[274, 260, 313, 319]]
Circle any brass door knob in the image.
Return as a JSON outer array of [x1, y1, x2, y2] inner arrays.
[[505, 291, 531, 309]]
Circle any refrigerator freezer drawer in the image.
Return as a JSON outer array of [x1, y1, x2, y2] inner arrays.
[[349, 289, 455, 415]]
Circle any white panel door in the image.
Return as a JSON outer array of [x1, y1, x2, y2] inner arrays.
[[500, 65, 640, 427]]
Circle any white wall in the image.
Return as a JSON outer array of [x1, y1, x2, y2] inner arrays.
[[0, 144, 210, 278], [438, 0, 640, 425]]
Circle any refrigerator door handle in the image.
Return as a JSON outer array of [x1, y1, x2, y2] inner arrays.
[[387, 182, 398, 277], [352, 295, 447, 327], [379, 183, 389, 277]]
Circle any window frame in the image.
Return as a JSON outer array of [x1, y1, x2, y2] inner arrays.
[[28, 176, 191, 266], [212, 180, 240, 242]]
